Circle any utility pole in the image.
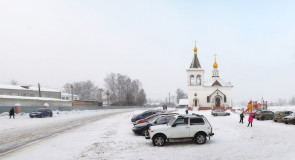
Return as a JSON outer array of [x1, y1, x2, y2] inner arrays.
[[169, 92, 170, 106], [69, 84, 73, 107], [38, 83, 41, 97]]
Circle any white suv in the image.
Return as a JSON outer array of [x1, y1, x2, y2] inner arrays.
[[145, 114, 214, 146]]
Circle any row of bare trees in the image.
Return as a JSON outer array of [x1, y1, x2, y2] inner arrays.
[[104, 73, 146, 106], [63, 73, 147, 106], [63, 80, 99, 101]]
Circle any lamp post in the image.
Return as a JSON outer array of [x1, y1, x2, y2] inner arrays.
[[106, 90, 110, 106]]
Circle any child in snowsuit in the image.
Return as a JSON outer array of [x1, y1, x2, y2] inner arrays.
[[247, 113, 253, 127], [9, 108, 15, 119], [239, 112, 244, 124]]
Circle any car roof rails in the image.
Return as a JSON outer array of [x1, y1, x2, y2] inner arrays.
[[192, 113, 203, 117]]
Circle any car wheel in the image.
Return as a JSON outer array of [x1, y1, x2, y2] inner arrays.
[[50, 113, 53, 117], [214, 114, 217, 116], [153, 135, 166, 146], [285, 122, 289, 124], [195, 133, 207, 144], [30, 116, 33, 118], [274, 120, 277, 122]]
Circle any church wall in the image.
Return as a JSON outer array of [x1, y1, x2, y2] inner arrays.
[[187, 85, 232, 108]]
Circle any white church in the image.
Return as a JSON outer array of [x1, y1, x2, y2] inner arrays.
[[187, 42, 233, 110]]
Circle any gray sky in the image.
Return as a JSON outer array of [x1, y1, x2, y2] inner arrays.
[[0, 0, 295, 104]]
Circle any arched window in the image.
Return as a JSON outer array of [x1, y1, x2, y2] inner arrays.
[[196, 75, 201, 85], [190, 75, 195, 85]]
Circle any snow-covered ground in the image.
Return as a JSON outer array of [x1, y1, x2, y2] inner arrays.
[[1, 108, 295, 160]]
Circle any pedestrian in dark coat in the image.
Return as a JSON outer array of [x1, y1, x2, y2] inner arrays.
[[9, 108, 15, 119], [239, 112, 244, 124]]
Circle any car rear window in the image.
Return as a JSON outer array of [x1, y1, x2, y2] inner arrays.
[[274, 111, 280, 115], [190, 118, 205, 125], [263, 111, 273, 114]]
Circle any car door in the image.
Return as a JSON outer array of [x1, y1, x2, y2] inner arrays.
[[171, 118, 189, 138], [45, 110, 49, 116], [221, 111, 226, 116], [189, 118, 206, 137], [217, 110, 222, 116]]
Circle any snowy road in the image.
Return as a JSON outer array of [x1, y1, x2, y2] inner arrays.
[[1, 108, 295, 160], [0, 110, 128, 155]]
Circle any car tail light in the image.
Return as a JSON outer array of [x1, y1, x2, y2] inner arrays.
[[279, 114, 282, 117], [151, 130, 154, 132]]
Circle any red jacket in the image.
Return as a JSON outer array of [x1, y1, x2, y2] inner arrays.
[[248, 114, 253, 122]]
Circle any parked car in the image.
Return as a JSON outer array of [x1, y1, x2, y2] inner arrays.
[[273, 111, 293, 122], [133, 112, 178, 125], [145, 114, 214, 146], [281, 113, 295, 124], [250, 110, 261, 118], [29, 108, 53, 118], [133, 114, 177, 135], [211, 110, 230, 116], [255, 110, 274, 120], [131, 110, 163, 122]]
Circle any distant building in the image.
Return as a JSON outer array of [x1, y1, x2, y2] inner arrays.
[[61, 93, 79, 101], [178, 99, 188, 108], [0, 84, 61, 99], [187, 42, 233, 110], [0, 84, 71, 107]]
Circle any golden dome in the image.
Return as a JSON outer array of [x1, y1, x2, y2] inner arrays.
[[194, 41, 197, 53], [213, 54, 218, 69]]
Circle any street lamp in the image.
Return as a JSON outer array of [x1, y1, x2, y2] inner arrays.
[[106, 90, 110, 106]]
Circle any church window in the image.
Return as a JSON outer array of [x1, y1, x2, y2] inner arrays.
[[190, 75, 195, 85], [224, 95, 227, 103], [196, 75, 201, 85]]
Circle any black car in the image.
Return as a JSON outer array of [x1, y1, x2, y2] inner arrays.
[[131, 110, 164, 122], [132, 114, 176, 135], [29, 108, 53, 118]]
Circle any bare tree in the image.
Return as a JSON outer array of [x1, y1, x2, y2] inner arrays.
[[104, 73, 146, 106], [277, 98, 287, 106], [10, 80, 18, 85], [289, 96, 295, 105], [63, 80, 99, 101], [176, 88, 188, 103], [136, 89, 147, 106]]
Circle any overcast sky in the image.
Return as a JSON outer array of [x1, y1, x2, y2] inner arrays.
[[0, 0, 294, 104]]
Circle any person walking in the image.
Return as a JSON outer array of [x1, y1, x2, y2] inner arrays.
[[239, 112, 244, 124], [9, 108, 15, 119], [247, 113, 253, 127]]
